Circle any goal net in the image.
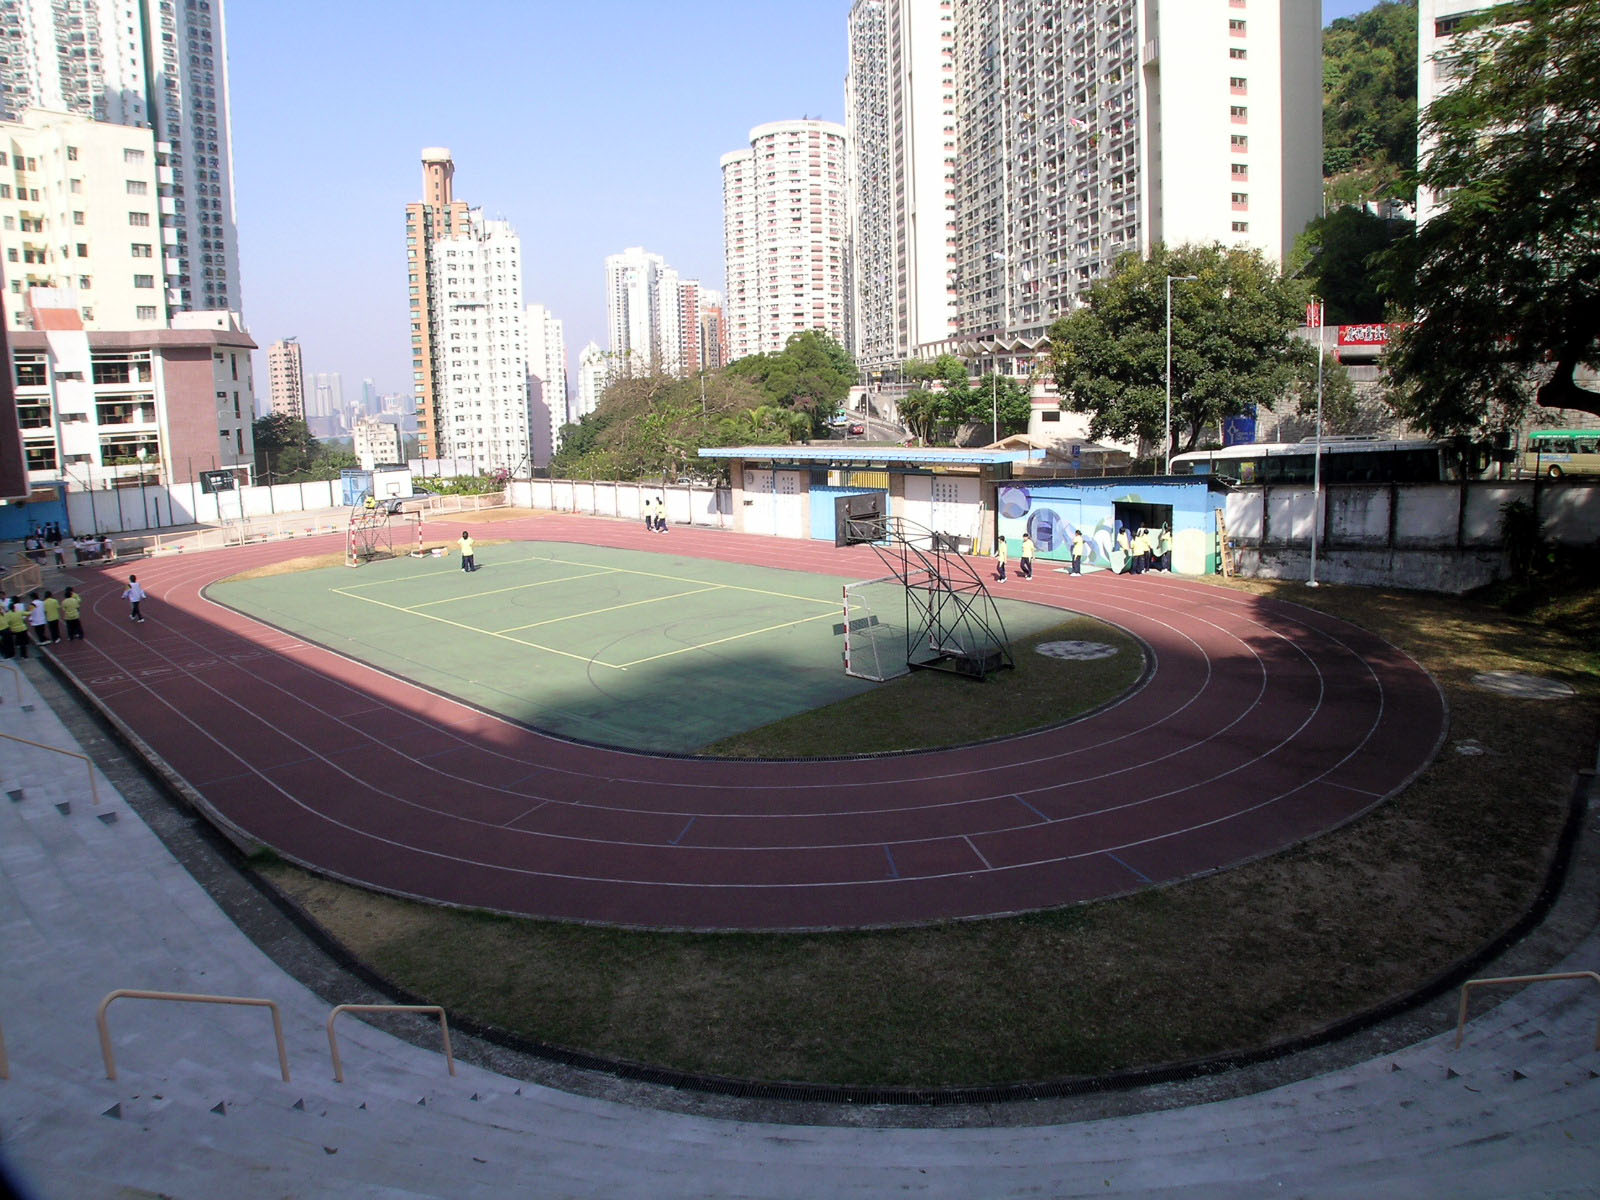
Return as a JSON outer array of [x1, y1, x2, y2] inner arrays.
[[842, 575, 912, 682]]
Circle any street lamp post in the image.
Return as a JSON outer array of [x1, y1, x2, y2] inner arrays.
[[1308, 296, 1326, 588], [991, 371, 998, 445], [1165, 274, 1199, 474]]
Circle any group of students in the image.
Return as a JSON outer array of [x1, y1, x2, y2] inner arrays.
[[996, 529, 1093, 582], [1116, 525, 1173, 574], [641, 496, 669, 533], [22, 525, 113, 567], [1, 588, 84, 656]]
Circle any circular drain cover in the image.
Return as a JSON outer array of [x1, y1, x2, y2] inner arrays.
[[1036, 640, 1120, 661], [1471, 671, 1576, 700]]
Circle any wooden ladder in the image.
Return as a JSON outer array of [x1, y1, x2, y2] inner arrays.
[[1216, 509, 1235, 578]]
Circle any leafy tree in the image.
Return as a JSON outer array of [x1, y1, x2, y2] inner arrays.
[[725, 330, 856, 432], [1322, 1, 1418, 200], [1048, 244, 1316, 461], [897, 356, 1031, 444], [1381, 0, 1600, 433], [1290, 206, 1414, 324]]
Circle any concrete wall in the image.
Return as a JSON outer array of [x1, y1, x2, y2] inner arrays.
[[1225, 478, 1599, 591], [510, 479, 732, 530]]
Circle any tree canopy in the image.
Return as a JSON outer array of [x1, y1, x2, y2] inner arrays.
[[1048, 244, 1330, 460], [723, 330, 856, 433], [252, 413, 357, 482], [1381, 0, 1600, 433], [1290, 206, 1414, 325], [1322, 0, 1419, 201], [898, 355, 1031, 445]]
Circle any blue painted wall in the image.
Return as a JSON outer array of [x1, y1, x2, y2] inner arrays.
[[995, 480, 1223, 573]]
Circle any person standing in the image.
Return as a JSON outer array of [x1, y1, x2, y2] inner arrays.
[[123, 575, 147, 622], [0, 597, 13, 659], [642, 495, 655, 533], [1020, 533, 1035, 580], [1070, 530, 1085, 575], [1158, 523, 1173, 572], [6, 599, 27, 658], [458, 530, 477, 572], [61, 587, 84, 641], [654, 493, 668, 533], [994, 536, 1009, 583], [27, 592, 48, 644], [42, 590, 61, 643]]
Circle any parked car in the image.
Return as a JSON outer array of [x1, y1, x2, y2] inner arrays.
[[383, 489, 435, 514], [849, 423, 866, 436]]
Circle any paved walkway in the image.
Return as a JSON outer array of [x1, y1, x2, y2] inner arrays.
[[0, 660, 1597, 1198]]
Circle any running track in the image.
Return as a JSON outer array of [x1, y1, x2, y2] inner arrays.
[[50, 512, 1446, 931]]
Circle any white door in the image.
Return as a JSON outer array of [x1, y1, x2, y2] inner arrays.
[[742, 469, 774, 536]]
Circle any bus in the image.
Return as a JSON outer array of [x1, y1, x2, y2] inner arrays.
[[1169, 438, 1458, 485], [1519, 429, 1600, 479]]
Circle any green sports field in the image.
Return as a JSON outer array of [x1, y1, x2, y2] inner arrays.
[[207, 541, 1074, 753]]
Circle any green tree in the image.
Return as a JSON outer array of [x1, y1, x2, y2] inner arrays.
[[1048, 244, 1316, 461], [1381, 0, 1600, 433], [1290, 206, 1414, 324], [725, 330, 856, 432], [1322, 1, 1418, 200]]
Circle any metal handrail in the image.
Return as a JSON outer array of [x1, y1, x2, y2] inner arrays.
[[1454, 971, 1600, 1050], [96, 989, 291, 1082], [327, 1004, 455, 1083], [0, 731, 99, 805]]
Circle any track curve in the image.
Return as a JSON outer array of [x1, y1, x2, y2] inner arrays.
[[52, 512, 1446, 930]]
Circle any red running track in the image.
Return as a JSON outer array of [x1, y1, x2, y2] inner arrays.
[[52, 513, 1445, 931]]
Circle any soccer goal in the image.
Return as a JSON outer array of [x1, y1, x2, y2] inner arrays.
[[842, 575, 913, 681]]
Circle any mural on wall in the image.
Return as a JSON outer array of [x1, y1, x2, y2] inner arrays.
[[996, 483, 1221, 575]]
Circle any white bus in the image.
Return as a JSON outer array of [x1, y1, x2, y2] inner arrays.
[[1170, 438, 1458, 485]]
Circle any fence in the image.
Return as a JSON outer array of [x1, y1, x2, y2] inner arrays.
[[1224, 478, 1600, 592], [510, 479, 732, 529]]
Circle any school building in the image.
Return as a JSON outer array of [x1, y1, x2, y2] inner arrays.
[[696, 446, 1229, 574]]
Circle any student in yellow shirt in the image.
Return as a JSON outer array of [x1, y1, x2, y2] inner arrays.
[[61, 587, 84, 641], [458, 531, 477, 573], [42, 590, 61, 643]]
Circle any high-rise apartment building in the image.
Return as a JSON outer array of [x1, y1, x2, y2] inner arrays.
[[0, 0, 242, 315], [1416, 0, 1503, 227], [525, 302, 567, 468], [405, 149, 531, 472], [266, 337, 304, 420], [846, 0, 959, 373], [309, 370, 344, 438], [720, 120, 851, 362], [602, 247, 704, 377], [574, 341, 607, 423], [699, 287, 727, 371], [878, 0, 1322, 360], [0, 108, 168, 331]]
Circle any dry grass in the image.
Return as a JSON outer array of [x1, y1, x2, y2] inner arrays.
[[258, 578, 1599, 1087]]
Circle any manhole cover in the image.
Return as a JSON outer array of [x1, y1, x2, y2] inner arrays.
[[1036, 640, 1119, 661], [1471, 671, 1576, 700]]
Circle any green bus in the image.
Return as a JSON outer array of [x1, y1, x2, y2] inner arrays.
[[1520, 429, 1600, 479]]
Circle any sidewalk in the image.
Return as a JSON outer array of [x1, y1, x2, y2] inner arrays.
[[0, 659, 1596, 1198]]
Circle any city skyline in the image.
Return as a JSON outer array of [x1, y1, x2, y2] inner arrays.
[[230, 0, 1382, 403]]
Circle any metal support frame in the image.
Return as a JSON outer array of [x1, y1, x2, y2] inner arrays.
[[1455, 971, 1600, 1051], [846, 515, 1015, 680], [327, 1004, 455, 1083], [345, 492, 395, 567], [96, 989, 290, 1082]]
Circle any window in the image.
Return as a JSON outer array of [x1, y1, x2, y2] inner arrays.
[[124, 147, 146, 163], [73, 211, 85, 225], [1230, 47, 1247, 59], [66, 146, 78, 161], [1230, 76, 1248, 93], [133, 274, 155, 288], [0, 185, 8, 199], [131, 243, 153, 257], [1232, 163, 1248, 178], [126, 180, 149, 195], [1232, 220, 1249, 232], [136, 305, 158, 321], [1231, 134, 1248, 151], [129, 212, 151, 226], [70, 178, 82, 193], [1230, 106, 1248, 122], [77, 242, 88, 256], [1229, 19, 1246, 35]]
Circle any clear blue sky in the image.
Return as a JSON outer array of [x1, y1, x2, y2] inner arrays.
[[228, 0, 1389, 399]]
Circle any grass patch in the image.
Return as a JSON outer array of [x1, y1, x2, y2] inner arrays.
[[257, 577, 1599, 1088], [700, 617, 1145, 757]]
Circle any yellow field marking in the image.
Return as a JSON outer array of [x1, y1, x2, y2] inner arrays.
[[616, 610, 840, 669], [404, 568, 621, 610], [536, 552, 839, 609], [331, 589, 627, 670], [493, 585, 720, 634]]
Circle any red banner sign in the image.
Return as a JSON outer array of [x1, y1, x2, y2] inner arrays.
[[1337, 323, 1395, 347]]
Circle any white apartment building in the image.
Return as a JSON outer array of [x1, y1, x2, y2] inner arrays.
[[266, 337, 304, 420], [575, 340, 607, 422], [720, 119, 851, 362], [0, 0, 242, 315], [949, 0, 1321, 353], [602, 246, 703, 377], [352, 415, 402, 470], [0, 109, 168, 331], [11, 288, 255, 488], [846, 0, 959, 374], [429, 214, 530, 471], [1416, 0, 1503, 226], [525, 302, 567, 467]]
